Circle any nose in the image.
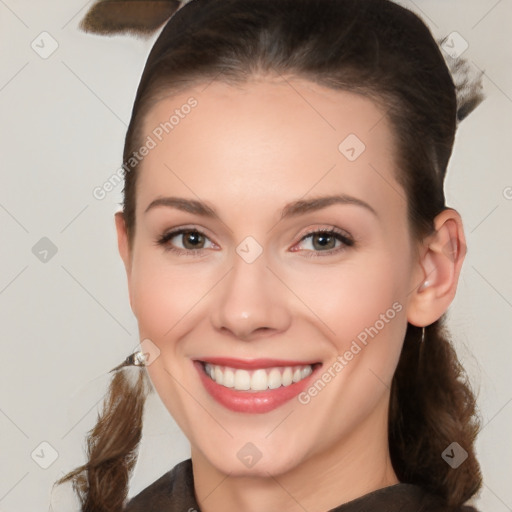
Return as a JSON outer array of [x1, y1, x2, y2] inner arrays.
[[210, 254, 292, 341]]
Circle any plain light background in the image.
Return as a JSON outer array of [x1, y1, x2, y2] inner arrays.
[[0, 0, 511, 510]]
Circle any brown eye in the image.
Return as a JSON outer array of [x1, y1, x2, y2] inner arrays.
[[293, 228, 354, 258], [180, 230, 206, 249], [155, 228, 215, 255], [311, 232, 337, 251]]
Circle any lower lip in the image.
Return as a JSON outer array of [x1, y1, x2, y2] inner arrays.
[[194, 361, 319, 414]]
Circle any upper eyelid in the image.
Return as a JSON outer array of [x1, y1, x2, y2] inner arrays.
[[298, 226, 352, 239], [159, 224, 213, 238], [162, 226, 217, 247], [294, 228, 353, 251]]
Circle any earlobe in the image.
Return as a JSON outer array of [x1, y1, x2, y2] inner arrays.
[[407, 208, 467, 327]]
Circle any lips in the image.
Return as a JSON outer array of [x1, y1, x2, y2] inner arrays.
[[194, 358, 321, 413]]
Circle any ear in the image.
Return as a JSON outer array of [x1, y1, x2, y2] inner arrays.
[[115, 211, 132, 274], [114, 211, 136, 313], [407, 208, 467, 327]]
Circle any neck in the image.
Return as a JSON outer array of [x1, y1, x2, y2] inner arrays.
[[190, 398, 399, 512]]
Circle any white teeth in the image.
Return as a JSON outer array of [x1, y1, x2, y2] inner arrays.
[[234, 369, 251, 390], [251, 369, 268, 391], [214, 366, 224, 385], [268, 368, 282, 389], [301, 366, 312, 379], [203, 363, 314, 391], [282, 367, 293, 386], [223, 367, 235, 388]]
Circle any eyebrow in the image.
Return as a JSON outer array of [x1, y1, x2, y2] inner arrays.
[[280, 194, 378, 219], [145, 196, 218, 217], [144, 194, 378, 219]]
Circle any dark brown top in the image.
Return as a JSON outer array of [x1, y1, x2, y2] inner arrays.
[[124, 458, 479, 512]]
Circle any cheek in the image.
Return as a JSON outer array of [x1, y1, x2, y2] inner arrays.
[[291, 251, 407, 344], [294, 251, 409, 408], [129, 249, 199, 343], [131, 271, 177, 337], [128, 253, 205, 431], [332, 256, 409, 384]]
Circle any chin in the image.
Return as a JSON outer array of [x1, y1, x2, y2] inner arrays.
[[192, 434, 312, 479]]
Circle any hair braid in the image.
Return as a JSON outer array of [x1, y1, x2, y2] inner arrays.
[[55, 366, 151, 511]]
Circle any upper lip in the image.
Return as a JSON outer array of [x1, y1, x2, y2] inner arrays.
[[196, 357, 320, 369]]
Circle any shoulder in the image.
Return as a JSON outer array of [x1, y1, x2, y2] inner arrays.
[[329, 482, 481, 512], [123, 464, 482, 512], [123, 458, 199, 512], [415, 485, 480, 512], [394, 483, 481, 512]]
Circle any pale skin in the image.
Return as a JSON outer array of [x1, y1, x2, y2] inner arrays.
[[115, 75, 466, 512]]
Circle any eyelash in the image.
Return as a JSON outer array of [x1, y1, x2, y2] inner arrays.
[[154, 227, 215, 257], [154, 225, 355, 258], [295, 227, 354, 258]]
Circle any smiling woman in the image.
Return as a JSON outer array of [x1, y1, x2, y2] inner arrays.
[[54, 0, 485, 511]]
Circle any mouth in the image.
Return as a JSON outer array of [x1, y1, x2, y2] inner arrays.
[[193, 358, 322, 413]]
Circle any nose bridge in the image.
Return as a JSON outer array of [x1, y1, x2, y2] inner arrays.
[[210, 247, 291, 339]]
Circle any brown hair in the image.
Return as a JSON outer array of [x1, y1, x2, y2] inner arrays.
[[55, 367, 150, 511], [57, 0, 483, 509]]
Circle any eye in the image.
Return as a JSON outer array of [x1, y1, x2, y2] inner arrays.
[[292, 227, 354, 257], [155, 227, 216, 256]]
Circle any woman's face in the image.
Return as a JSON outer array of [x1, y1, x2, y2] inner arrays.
[[116, 76, 424, 477]]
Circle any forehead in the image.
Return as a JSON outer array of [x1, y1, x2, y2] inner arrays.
[[136, 77, 405, 224]]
